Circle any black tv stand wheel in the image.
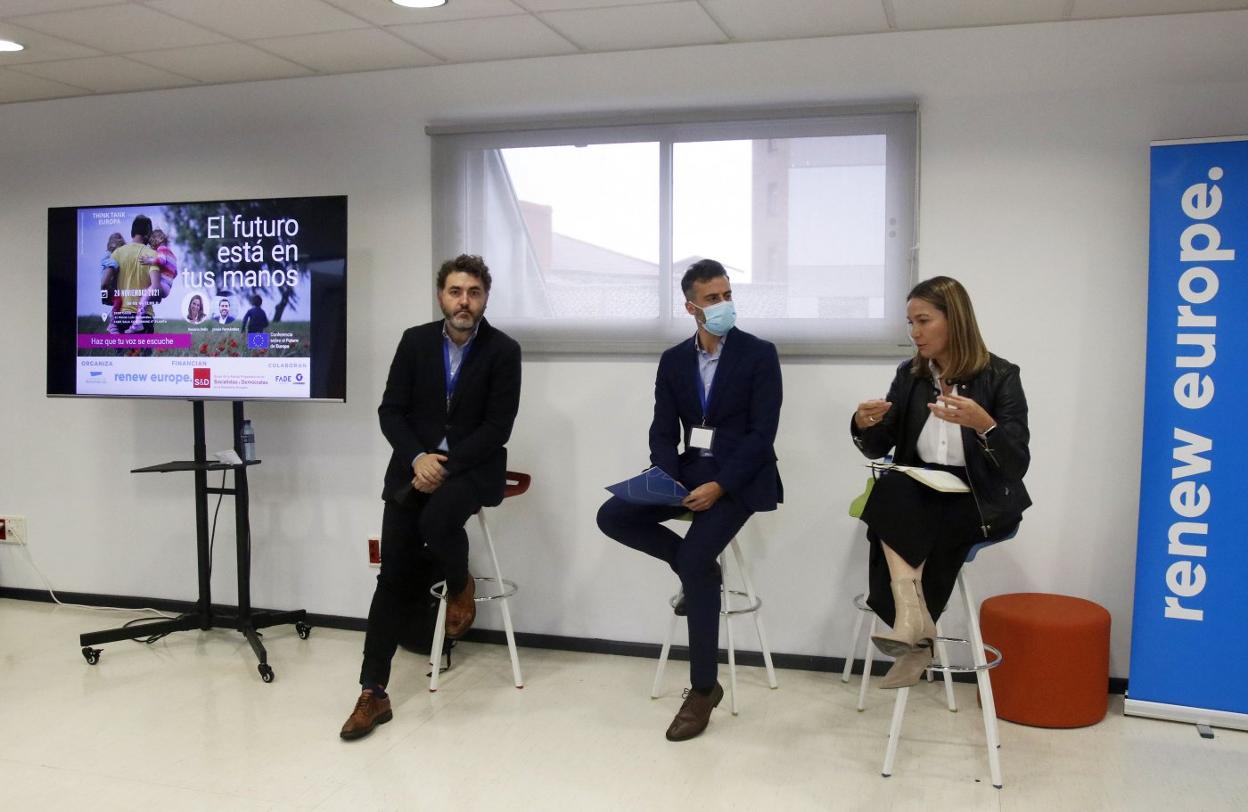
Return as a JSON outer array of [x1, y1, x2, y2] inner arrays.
[[82, 647, 101, 665], [295, 621, 311, 640], [258, 663, 275, 683]]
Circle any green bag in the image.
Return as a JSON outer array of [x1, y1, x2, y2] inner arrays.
[[848, 476, 875, 519]]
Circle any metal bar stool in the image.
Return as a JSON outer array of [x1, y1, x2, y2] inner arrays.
[[880, 537, 1011, 789], [651, 534, 778, 715], [843, 463, 961, 711], [428, 471, 529, 692], [842, 590, 957, 712]]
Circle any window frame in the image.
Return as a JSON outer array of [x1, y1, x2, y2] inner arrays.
[[429, 103, 919, 356]]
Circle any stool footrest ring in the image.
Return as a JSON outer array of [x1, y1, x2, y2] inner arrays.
[[430, 576, 519, 602], [667, 588, 762, 616], [925, 637, 1002, 673]]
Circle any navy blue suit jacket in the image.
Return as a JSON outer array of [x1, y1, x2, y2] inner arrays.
[[649, 327, 783, 513]]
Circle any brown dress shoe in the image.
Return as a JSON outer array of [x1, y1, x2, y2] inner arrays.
[[665, 682, 724, 741], [445, 576, 476, 639], [339, 690, 393, 740]]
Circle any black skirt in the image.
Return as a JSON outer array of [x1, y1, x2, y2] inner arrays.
[[859, 465, 981, 627]]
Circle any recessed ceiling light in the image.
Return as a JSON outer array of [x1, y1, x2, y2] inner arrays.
[[0, 39, 26, 52], [392, 1, 448, 8]]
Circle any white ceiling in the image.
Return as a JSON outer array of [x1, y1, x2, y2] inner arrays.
[[0, 0, 1244, 105]]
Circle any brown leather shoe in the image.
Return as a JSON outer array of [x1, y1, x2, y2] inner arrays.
[[339, 690, 393, 740], [665, 682, 724, 741], [445, 576, 476, 639]]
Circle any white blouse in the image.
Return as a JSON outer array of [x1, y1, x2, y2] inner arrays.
[[915, 363, 966, 467]]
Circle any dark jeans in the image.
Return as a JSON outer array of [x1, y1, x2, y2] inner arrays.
[[596, 459, 752, 692], [359, 476, 481, 689]]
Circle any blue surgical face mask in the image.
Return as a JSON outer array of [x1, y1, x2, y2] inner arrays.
[[694, 300, 736, 337]]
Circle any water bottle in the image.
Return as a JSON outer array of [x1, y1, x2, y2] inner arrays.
[[240, 419, 256, 462]]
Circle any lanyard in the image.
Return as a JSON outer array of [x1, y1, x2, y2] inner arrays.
[[443, 337, 471, 408], [694, 337, 716, 425]]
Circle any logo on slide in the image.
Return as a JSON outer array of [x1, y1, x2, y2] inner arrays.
[[247, 333, 270, 350], [193, 367, 211, 389]]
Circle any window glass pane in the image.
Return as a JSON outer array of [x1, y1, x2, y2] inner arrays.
[[490, 142, 660, 320], [432, 108, 916, 354], [673, 135, 887, 320]]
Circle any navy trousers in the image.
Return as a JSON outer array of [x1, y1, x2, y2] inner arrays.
[[596, 458, 752, 692]]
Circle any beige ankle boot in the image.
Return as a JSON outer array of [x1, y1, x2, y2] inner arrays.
[[914, 579, 938, 647], [880, 646, 934, 689], [871, 578, 933, 657]]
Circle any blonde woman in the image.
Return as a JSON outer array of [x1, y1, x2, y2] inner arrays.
[[850, 276, 1031, 688]]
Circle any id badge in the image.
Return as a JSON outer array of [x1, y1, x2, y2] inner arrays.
[[689, 425, 715, 450]]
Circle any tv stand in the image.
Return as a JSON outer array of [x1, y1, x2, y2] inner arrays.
[[79, 400, 309, 683]]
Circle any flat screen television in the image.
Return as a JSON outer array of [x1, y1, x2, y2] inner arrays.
[[47, 195, 347, 401]]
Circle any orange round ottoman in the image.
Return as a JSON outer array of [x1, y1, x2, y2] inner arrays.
[[979, 593, 1111, 728]]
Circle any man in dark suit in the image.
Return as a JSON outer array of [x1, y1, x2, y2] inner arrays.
[[341, 254, 522, 740], [597, 259, 783, 742]]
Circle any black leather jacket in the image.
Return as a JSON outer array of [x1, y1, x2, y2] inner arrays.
[[851, 353, 1031, 539]]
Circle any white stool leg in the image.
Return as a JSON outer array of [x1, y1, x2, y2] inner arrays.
[[651, 608, 679, 698], [729, 538, 777, 689], [934, 618, 957, 712], [881, 685, 910, 777], [842, 604, 866, 683], [722, 551, 739, 715], [429, 587, 448, 692], [478, 512, 523, 688], [961, 571, 1003, 789], [857, 615, 877, 711]]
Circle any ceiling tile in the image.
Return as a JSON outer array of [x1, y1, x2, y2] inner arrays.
[[891, 0, 1070, 30], [10, 55, 193, 93], [147, 0, 368, 40], [254, 28, 441, 73], [1072, 0, 1248, 19], [128, 42, 314, 84], [0, 65, 84, 102], [10, 4, 228, 52], [389, 15, 578, 61], [0, 0, 120, 17], [321, 0, 526, 26], [517, 0, 680, 9], [701, 0, 889, 40], [540, 1, 724, 50], [0, 21, 103, 63]]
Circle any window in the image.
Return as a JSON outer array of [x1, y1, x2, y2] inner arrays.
[[430, 106, 917, 355]]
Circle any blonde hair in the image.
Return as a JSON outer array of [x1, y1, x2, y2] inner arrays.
[[106, 232, 125, 253], [149, 229, 167, 249], [908, 276, 989, 382]]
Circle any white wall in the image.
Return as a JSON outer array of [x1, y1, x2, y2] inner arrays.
[[4, 12, 1248, 678]]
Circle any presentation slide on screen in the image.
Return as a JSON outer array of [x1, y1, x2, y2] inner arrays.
[[73, 200, 324, 398]]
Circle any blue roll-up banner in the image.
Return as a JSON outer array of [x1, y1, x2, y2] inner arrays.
[[1128, 136, 1248, 730]]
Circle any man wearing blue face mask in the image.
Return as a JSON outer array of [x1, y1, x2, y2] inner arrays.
[[597, 258, 784, 742]]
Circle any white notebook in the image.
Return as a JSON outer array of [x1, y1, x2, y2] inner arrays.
[[869, 463, 970, 493]]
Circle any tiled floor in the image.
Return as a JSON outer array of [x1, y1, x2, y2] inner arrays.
[[1, 598, 1245, 811]]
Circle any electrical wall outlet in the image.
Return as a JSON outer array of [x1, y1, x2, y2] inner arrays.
[[368, 536, 381, 567], [0, 515, 27, 544]]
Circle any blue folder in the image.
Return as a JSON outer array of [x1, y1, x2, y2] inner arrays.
[[605, 466, 689, 506]]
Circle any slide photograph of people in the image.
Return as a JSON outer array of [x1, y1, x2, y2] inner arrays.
[[74, 201, 316, 360]]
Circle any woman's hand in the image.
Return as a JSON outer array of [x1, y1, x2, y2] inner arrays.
[[855, 399, 892, 430], [928, 393, 995, 434]]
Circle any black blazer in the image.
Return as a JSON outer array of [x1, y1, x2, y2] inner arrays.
[[378, 318, 522, 507], [851, 353, 1031, 538], [649, 327, 783, 513]]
